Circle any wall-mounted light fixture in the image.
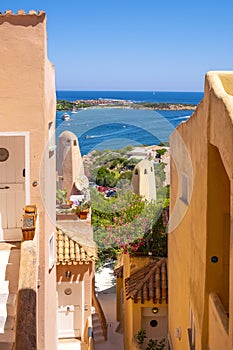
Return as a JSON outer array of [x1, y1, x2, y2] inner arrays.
[[152, 307, 159, 314]]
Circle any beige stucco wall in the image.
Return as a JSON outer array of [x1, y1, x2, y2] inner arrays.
[[57, 131, 84, 197], [168, 71, 233, 350], [132, 159, 157, 201], [0, 11, 57, 349], [57, 263, 94, 342]]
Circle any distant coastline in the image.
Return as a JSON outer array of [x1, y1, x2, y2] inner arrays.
[[57, 99, 196, 111]]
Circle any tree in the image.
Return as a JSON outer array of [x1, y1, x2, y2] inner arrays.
[[95, 166, 117, 187]]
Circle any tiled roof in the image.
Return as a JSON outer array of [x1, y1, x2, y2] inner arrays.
[[125, 258, 167, 304], [56, 227, 97, 265], [114, 265, 123, 278]]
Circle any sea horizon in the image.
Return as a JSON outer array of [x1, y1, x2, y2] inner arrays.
[[56, 90, 204, 105]]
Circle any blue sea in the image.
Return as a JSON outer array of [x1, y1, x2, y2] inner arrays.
[[56, 91, 204, 155]]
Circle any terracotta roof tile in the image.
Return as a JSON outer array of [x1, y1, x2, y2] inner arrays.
[[114, 265, 123, 278], [125, 258, 167, 304], [56, 227, 97, 265]]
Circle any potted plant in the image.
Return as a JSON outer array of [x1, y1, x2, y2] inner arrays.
[[73, 204, 81, 217], [135, 328, 147, 345], [145, 338, 165, 350], [79, 201, 90, 220], [56, 188, 70, 208]]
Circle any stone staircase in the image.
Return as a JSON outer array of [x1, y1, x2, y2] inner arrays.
[[0, 243, 20, 350], [92, 312, 106, 344]]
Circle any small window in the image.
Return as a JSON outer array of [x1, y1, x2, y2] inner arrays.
[[49, 233, 55, 271], [0, 148, 9, 162], [48, 122, 56, 155], [144, 169, 148, 174], [188, 307, 196, 350], [180, 173, 188, 204], [135, 169, 139, 175]]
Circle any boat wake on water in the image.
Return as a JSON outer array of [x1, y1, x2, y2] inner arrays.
[[84, 127, 128, 140]]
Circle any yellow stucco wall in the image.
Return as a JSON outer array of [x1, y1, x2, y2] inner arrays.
[[119, 254, 168, 350], [169, 71, 233, 350], [0, 11, 57, 349]]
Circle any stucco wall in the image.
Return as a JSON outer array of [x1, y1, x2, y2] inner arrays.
[[132, 160, 157, 201], [57, 263, 94, 342], [168, 71, 233, 350], [121, 254, 168, 350], [0, 11, 57, 349]]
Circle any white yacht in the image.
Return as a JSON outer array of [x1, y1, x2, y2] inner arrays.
[[61, 113, 70, 121]]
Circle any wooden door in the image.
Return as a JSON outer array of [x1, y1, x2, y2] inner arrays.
[[0, 136, 25, 241]]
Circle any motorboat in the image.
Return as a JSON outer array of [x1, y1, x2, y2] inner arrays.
[[61, 113, 70, 121]]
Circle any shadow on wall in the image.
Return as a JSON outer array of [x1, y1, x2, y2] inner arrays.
[[15, 288, 36, 350]]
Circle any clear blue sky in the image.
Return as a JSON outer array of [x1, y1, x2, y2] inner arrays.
[[1, 1, 233, 91]]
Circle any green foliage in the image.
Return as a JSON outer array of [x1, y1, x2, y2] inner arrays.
[[141, 214, 167, 257], [56, 100, 93, 111], [91, 188, 145, 230], [135, 328, 147, 344], [56, 188, 67, 204], [56, 100, 74, 111], [88, 145, 170, 267], [145, 338, 166, 350], [154, 163, 166, 188], [156, 148, 166, 156], [95, 166, 117, 187], [118, 171, 133, 181], [95, 247, 118, 271], [158, 142, 170, 147]]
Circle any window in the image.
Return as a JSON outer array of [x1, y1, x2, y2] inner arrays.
[[48, 122, 56, 156], [49, 233, 55, 271], [180, 173, 188, 204], [144, 169, 148, 174], [135, 169, 139, 175], [188, 308, 196, 350], [150, 320, 158, 327]]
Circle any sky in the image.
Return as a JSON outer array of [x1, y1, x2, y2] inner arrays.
[[1, 1, 233, 91]]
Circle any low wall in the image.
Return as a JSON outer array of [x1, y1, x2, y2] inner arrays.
[[15, 240, 37, 350]]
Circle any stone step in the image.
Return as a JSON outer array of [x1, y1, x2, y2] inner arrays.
[[0, 342, 14, 350], [92, 319, 101, 327], [92, 313, 99, 320], [0, 282, 9, 304], [93, 329, 103, 338], [6, 294, 17, 316], [0, 251, 10, 282], [0, 315, 15, 333], [0, 329, 15, 343], [93, 334, 105, 343], [93, 324, 102, 331], [6, 249, 20, 264], [4, 265, 19, 293]]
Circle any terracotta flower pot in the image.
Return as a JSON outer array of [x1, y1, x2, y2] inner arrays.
[[79, 209, 88, 220]]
